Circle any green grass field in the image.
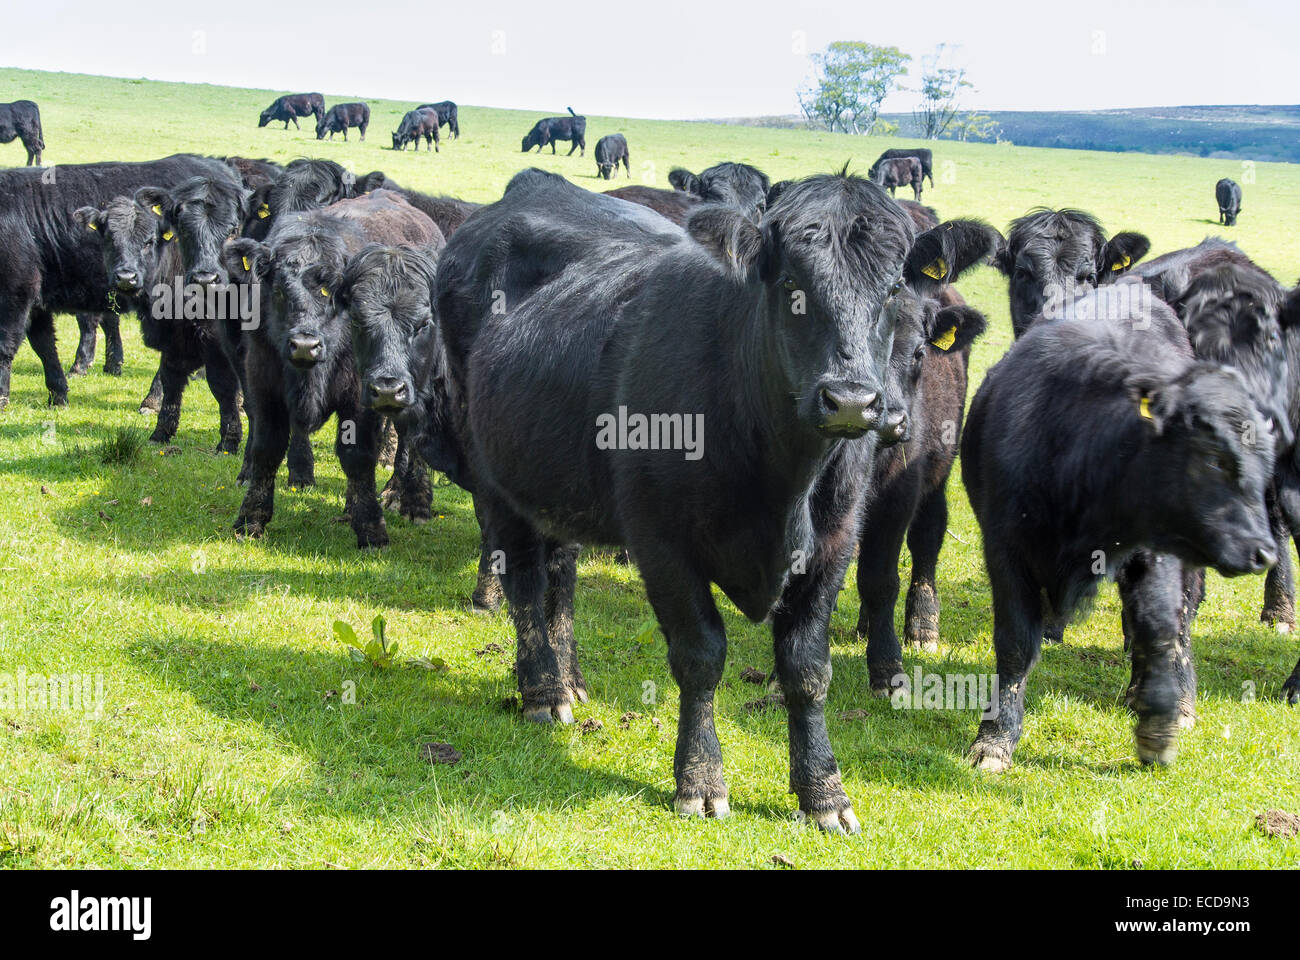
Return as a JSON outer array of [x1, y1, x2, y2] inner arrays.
[[1, 67, 1298, 869]]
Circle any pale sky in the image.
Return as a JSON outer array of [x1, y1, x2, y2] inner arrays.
[[3, 0, 1293, 118]]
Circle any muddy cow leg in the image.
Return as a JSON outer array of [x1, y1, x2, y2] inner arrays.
[[969, 554, 1043, 773], [857, 478, 915, 697], [27, 307, 69, 406], [202, 340, 243, 455], [544, 541, 586, 705], [1117, 550, 1192, 764], [99, 314, 124, 375], [471, 496, 504, 614], [139, 360, 164, 413], [337, 406, 387, 548], [1271, 466, 1300, 704], [395, 439, 433, 523], [1261, 486, 1296, 631], [69, 314, 98, 375], [904, 483, 950, 653]]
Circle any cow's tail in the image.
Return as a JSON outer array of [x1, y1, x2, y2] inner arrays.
[[567, 106, 577, 117]]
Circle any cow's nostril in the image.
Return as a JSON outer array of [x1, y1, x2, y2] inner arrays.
[[1256, 546, 1277, 570], [820, 387, 839, 413]]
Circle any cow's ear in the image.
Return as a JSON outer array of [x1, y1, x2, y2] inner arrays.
[[134, 187, 172, 223], [687, 207, 764, 279], [766, 180, 792, 208], [73, 206, 104, 233], [926, 303, 987, 355], [246, 184, 273, 224], [668, 168, 701, 197], [1280, 287, 1300, 332], [1101, 231, 1150, 275], [224, 238, 271, 282], [1128, 375, 1180, 435], [356, 170, 389, 193], [905, 220, 1002, 295]]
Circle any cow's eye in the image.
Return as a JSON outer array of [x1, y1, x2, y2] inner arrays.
[[782, 277, 798, 292], [1208, 453, 1232, 474], [889, 279, 904, 297]]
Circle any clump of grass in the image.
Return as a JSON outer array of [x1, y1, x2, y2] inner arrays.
[[97, 425, 149, 465]]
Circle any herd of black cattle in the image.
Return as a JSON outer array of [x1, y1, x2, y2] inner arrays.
[[0, 92, 1294, 832]]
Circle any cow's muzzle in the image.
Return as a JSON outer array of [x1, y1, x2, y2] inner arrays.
[[815, 380, 882, 438], [367, 377, 412, 412], [288, 334, 325, 368]]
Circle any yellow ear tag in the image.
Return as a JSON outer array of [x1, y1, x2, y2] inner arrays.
[[151, 204, 163, 216], [87, 222, 98, 231], [320, 288, 330, 298], [921, 257, 947, 280], [257, 203, 270, 219], [241, 255, 251, 272], [162, 230, 174, 241], [1112, 254, 1131, 272], [931, 325, 957, 351], [1139, 396, 1153, 420]]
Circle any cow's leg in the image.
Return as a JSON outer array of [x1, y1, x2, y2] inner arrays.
[[471, 497, 504, 614], [99, 314, 123, 375], [1116, 551, 1193, 764], [1261, 485, 1296, 631], [913, 183, 922, 202], [544, 541, 586, 704], [202, 340, 242, 455], [969, 555, 1042, 773], [291, 117, 300, 130], [139, 364, 164, 413], [26, 308, 69, 406], [904, 482, 949, 653], [0, 290, 34, 410], [1269, 467, 1300, 704], [69, 314, 98, 375], [286, 424, 315, 488], [337, 406, 387, 548], [856, 483, 913, 697], [234, 347, 288, 538], [150, 355, 195, 444], [359, 122, 367, 141]]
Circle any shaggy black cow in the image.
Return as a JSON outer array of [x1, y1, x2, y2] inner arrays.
[[856, 222, 1001, 694], [962, 284, 1276, 771], [258, 93, 325, 130], [317, 102, 370, 141], [521, 108, 586, 155], [594, 134, 630, 180], [0, 99, 44, 166], [1216, 178, 1242, 226], [417, 101, 460, 139], [994, 207, 1151, 338], [392, 107, 441, 152], [74, 194, 244, 453], [872, 157, 924, 202], [668, 162, 770, 219], [0, 153, 230, 410], [222, 190, 444, 548], [355, 173, 480, 238], [870, 148, 934, 188], [437, 168, 919, 831]]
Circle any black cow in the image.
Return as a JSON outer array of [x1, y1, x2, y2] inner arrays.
[[221, 190, 444, 548], [594, 134, 630, 180], [1216, 178, 1242, 226], [962, 284, 1276, 771], [392, 108, 441, 152], [317, 102, 370, 141], [436, 168, 921, 831], [855, 223, 1000, 694], [354, 173, 479, 238], [0, 154, 231, 410], [872, 157, 923, 202], [994, 207, 1151, 338], [74, 193, 244, 453], [521, 108, 586, 156], [603, 185, 696, 224], [869, 148, 934, 188], [0, 100, 44, 166], [417, 101, 459, 139], [258, 93, 325, 130], [668, 162, 770, 219]]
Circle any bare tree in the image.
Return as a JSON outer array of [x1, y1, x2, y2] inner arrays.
[[913, 44, 972, 140]]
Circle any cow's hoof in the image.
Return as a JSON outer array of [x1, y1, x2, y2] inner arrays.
[[0, 396, 8, 412], [148, 429, 172, 445], [1177, 699, 1197, 730], [969, 738, 1014, 773], [215, 440, 240, 456], [523, 700, 575, 724], [470, 599, 500, 615], [288, 473, 315, 489], [378, 489, 400, 511], [104, 364, 123, 377], [48, 392, 68, 408], [1282, 674, 1299, 706], [868, 660, 906, 698], [233, 519, 265, 539], [356, 526, 389, 550], [906, 631, 939, 654], [139, 401, 160, 415], [1134, 715, 1180, 766], [674, 794, 730, 820], [68, 363, 89, 377], [797, 805, 859, 835]]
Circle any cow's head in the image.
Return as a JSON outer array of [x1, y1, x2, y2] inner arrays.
[[670, 162, 771, 221], [315, 116, 328, 140], [223, 224, 349, 370], [686, 173, 914, 439], [258, 107, 274, 128], [75, 194, 173, 297], [139, 175, 252, 288], [271, 158, 357, 214], [1175, 263, 1300, 451], [1128, 361, 1276, 576], [335, 244, 440, 413], [597, 160, 615, 180], [995, 208, 1150, 337], [876, 221, 1001, 444], [521, 128, 544, 152]]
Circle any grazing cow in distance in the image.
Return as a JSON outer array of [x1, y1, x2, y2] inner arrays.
[[963, 283, 1277, 772], [594, 134, 630, 179], [417, 101, 459, 138], [0, 154, 231, 410], [437, 168, 918, 831], [870, 148, 934, 188], [0, 100, 44, 165], [855, 221, 1001, 694], [392, 107, 441, 152], [317, 102, 370, 141], [258, 93, 325, 130], [667, 162, 771, 219], [222, 190, 444, 548], [1216, 178, 1242, 226], [995, 207, 1151, 338], [521, 108, 586, 155], [872, 157, 923, 202]]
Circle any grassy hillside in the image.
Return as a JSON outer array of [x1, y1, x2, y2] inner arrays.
[[1, 67, 1298, 869]]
